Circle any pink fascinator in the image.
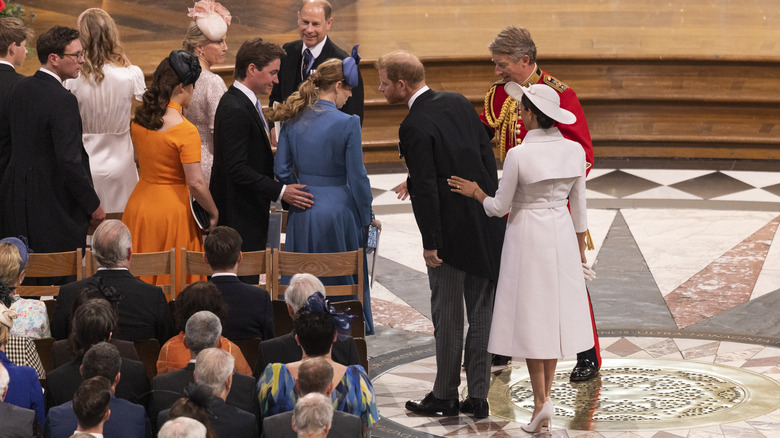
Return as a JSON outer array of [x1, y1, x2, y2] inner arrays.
[[188, 0, 232, 41]]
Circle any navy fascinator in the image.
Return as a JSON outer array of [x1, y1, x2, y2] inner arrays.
[[341, 45, 361, 88], [305, 292, 353, 335]]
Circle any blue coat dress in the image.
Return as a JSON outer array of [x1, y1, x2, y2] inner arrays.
[[274, 100, 374, 332]]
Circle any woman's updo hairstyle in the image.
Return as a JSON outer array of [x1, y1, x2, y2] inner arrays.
[[267, 58, 346, 122], [521, 94, 555, 129], [134, 51, 200, 131]]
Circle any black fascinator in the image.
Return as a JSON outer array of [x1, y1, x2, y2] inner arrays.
[[169, 49, 202, 86]]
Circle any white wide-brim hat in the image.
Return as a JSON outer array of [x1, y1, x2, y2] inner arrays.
[[505, 82, 576, 125]]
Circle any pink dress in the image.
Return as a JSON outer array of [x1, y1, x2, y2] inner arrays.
[[184, 68, 227, 186]]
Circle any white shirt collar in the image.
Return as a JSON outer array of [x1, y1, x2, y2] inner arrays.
[[408, 85, 430, 109], [39, 67, 62, 84], [233, 79, 258, 107], [303, 36, 328, 60], [210, 272, 237, 278], [97, 267, 129, 271], [0, 60, 14, 69]]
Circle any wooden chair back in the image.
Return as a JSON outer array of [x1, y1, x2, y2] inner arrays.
[[16, 249, 83, 297], [271, 249, 364, 305], [134, 338, 161, 380], [272, 299, 294, 337], [331, 300, 366, 339], [232, 337, 262, 375], [353, 337, 368, 371], [33, 337, 55, 376], [87, 248, 177, 299]]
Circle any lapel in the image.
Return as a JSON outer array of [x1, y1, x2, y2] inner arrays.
[[228, 85, 266, 135]]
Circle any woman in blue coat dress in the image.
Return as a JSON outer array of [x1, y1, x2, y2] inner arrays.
[[269, 56, 378, 334]]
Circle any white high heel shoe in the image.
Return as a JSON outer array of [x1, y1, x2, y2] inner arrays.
[[521, 400, 553, 433]]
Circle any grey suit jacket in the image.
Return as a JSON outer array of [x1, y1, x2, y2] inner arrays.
[[261, 410, 362, 438], [0, 401, 36, 438]]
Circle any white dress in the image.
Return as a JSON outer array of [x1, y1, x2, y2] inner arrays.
[[66, 63, 145, 213], [483, 127, 594, 359], [184, 68, 227, 186]]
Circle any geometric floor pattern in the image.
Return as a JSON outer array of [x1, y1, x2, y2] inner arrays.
[[364, 162, 780, 437]]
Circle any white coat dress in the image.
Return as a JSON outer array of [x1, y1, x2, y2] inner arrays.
[[483, 127, 594, 359]]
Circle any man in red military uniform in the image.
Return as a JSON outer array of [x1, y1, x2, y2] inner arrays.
[[480, 26, 601, 381]]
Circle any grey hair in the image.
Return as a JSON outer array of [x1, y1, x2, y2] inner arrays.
[[293, 392, 333, 437], [159, 416, 207, 438], [194, 348, 234, 396], [0, 362, 8, 400], [92, 220, 132, 268], [285, 273, 325, 314], [185, 311, 222, 355], [489, 25, 537, 64]]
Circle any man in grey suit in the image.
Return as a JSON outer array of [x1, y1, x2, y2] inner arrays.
[[261, 358, 361, 438], [0, 362, 37, 438], [377, 51, 505, 419]]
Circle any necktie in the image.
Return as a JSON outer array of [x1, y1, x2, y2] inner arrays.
[[256, 99, 269, 133], [301, 48, 314, 81]]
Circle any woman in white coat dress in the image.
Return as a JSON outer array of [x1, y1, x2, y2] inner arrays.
[[449, 83, 593, 433]]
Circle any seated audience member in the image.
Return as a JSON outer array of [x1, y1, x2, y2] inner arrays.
[[45, 343, 151, 438], [157, 282, 251, 375], [0, 362, 37, 438], [68, 377, 112, 438], [258, 293, 378, 429], [53, 220, 173, 342], [204, 226, 273, 341], [158, 350, 257, 438], [164, 391, 217, 438], [158, 416, 208, 438], [0, 301, 44, 427], [151, 311, 256, 421], [0, 237, 51, 338], [51, 284, 139, 368], [262, 358, 361, 438], [46, 301, 149, 409], [4, 335, 45, 378], [293, 393, 335, 438], [256, 273, 359, 376]]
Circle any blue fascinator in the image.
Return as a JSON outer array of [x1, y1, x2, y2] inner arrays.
[[342, 45, 361, 88], [305, 292, 353, 335], [0, 236, 31, 273]]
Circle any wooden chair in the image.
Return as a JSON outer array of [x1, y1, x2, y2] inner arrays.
[[353, 337, 369, 372], [178, 248, 272, 292], [331, 300, 366, 339], [272, 299, 294, 337], [232, 337, 262, 374], [86, 248, 177, 299], [134, 338, 161, 380], [33, 337, 55, 377], [271, 249, 364, 305], [16, 249, 83, 297]]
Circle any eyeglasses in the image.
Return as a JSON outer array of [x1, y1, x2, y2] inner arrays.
[[60, 51, 84, 60]]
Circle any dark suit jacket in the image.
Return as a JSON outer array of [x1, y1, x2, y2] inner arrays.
[[0, 64, 24, 184], [210, 275, 274, 341], [51, 338, 139, 369], [158, 395, 257, 438], [45, 358, 150, 410], [261, 410, 361, 438], [399, 89, 505, 280], [0, 401, 36, 438], [44, 395, 151, 438], [150, 362, 257, 422], [52, 270, 173, 342], [255, 332, 359, 378], [269, 38, 364, 122], [210, 85, 283, 252], [0, 70, 100, 252]]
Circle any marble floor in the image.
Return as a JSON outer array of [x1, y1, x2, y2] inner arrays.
[[361, 159, 780, 438]]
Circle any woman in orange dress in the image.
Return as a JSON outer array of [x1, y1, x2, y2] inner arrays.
[[123, 50, 218, 286]]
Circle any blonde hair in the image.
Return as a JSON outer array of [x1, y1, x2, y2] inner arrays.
[[78, 9, 126, 83], [267, 58, 344, 122], [182, 21, 213, 54], [0, 243, 21, 287]]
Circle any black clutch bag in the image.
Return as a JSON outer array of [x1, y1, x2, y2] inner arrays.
[[190, 195, 210, 230]]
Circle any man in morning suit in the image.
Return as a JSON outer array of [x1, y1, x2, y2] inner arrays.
[[0, 26, 105, 256], [0, 17, 32, 185], [157, 349, 257, 438], [481, 26, 602, 381], [377, 51, 505, 418], [269, 0, 363, 129], [150, 311, 256, 422], [52, 220, 173, 342], [261, 358, 361, 438], [210, 38, 313, 284], [0, 362, 37, 438], [204, 226, 274, 341], [44, 343, 152, 438], [255, 273, 359, 377]]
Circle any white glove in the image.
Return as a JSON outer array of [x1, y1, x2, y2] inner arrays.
[[583, 263, 596, 281]]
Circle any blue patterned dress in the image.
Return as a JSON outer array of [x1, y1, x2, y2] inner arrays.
[[258, 362, 379, 428]]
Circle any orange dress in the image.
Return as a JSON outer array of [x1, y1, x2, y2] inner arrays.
[[123, 102, 206, 286]]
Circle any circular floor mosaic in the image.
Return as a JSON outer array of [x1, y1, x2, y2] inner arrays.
[[487, 359, 780, 430]]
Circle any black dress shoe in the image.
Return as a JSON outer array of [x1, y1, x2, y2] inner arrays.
[[406, 392, 459, 416], [460, 397, 489, 418], [570, 359, 599, 382], [492, 354, 512, 366]]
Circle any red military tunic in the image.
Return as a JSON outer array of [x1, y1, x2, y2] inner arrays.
[[480, 65, 594, 175]]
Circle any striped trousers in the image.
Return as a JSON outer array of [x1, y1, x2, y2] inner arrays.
[[428, 262, 495, 400]]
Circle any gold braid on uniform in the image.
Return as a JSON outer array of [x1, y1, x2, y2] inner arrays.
[[483, 85, 517, 162]]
